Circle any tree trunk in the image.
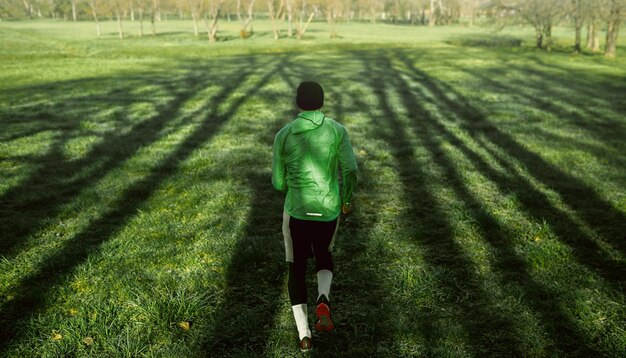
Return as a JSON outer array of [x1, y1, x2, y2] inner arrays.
[[574, 22, 582, 53], [587, 19, 600, 51], [297, 12, 314, 39], [586, 21, 593, 48], [116, 9, 124, 39], [239, 0, 255, 38], [535, 27, 543, 49], [130, 0, 135, 21], [544, 25, 552, 51], [71, 0, 76, 21], [90, 0, 101, 36], [605, 12, 621, 57], [286, 0, 293, 36], [268, 0, 279, 39], [429, 0, 435, 26], [327, 0, 337, 38], [139, 7, 144, 36], [208, 0, 224, 42], [151, 0, 157, 35]]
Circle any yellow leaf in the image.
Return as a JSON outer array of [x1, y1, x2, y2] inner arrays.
[[83, 336, 94, 346], [69, 308, 78, 315], [178, 321, 190, 331], [52, 331, 63, 341], [534, 236, 541, 242]]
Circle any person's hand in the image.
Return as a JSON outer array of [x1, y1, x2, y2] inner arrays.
[[341, 203, 351, 215]]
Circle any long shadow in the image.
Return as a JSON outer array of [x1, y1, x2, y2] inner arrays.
[[457, 61, 626, 152], [0, 55, 280, 352], [353, 51, 526, 356], [303, 61, 400, 356], [384, 51, 604, 354], [196, 57, 297, 355], [199, 56, 402, 356], [393, 50, 626, 266], [0, 67, 223, 258]]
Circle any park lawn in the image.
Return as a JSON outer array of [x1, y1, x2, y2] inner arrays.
[[1, 20, 625, 357]]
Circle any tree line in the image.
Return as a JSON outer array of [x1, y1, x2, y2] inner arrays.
[[0, 0, 623, 56]]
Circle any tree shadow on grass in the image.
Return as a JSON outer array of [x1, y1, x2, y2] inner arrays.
[[0, 55, 283, 352], [353, 52, 530, 356], [196, 58, 296, 356], [0, 65, 232, 258], [199, 58, 402, 356], [380, 50, 607, 355], [392, 50, 626, 288], [303, 64, 401, 357]]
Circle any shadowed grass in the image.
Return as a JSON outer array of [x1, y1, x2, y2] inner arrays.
[[0, 21, 625, 356]]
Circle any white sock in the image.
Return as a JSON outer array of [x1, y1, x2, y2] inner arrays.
[[317, 269, 333, 302], [291, 304, 311, 339]]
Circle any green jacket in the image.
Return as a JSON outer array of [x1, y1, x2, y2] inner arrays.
[[272, 110, 358, 222]]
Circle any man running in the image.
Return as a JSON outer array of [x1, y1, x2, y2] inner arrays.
[[272, 81, 358, 352]]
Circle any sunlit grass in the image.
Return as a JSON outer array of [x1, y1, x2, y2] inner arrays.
[[0, 20, 625, 356]]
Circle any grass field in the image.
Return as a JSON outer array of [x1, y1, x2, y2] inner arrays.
[[1, 19, 626, 357]]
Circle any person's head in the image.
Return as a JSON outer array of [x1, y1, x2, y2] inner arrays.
[[296, 81, 324, 110]]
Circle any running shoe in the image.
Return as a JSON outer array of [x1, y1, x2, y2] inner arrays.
[[299, 336, 312, 352], [315, 295, 334, 332]]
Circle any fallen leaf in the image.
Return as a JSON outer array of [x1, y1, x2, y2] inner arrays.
[[51, 331, 63, 341], [69, 308, 78, 315], [83, 336, 94, 346], [178, 321, 190, 331]]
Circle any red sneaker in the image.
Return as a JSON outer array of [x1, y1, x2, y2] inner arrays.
[[315, 295, 334, 332]]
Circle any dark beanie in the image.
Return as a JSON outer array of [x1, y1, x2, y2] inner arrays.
[[296, 81, 324, 110]]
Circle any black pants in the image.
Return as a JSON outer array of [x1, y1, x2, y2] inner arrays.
[[286, 215, 338, 305]]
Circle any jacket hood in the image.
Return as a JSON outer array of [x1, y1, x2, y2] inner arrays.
[[292, 110, 325, 134]]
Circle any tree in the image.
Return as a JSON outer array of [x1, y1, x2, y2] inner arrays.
[[493, 0, 565, 50], [137, 0, 147, 36], [113, 0, 125, 39], [189, 0, 201, 35], [604, 0, 624, 57], [267, 0, 282, 39], [296, 0, 314, 38], [586, 3, 601, 51], [571, 0, 588, 52], [237, 0, 255, 38], [88, 0, 101, 36], [205, 0, 224, 41]]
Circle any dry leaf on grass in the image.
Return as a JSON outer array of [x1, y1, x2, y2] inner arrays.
[[178, 321, 191, 331]]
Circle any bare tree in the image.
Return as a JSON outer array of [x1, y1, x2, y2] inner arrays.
[[296, 0, 314, 38], [571, 0, 587, 52], [268, 0, 283, 39], [70, 0, 76, 20], [113, 0, 125, 39], [88, 0, 101, 36], [151, 0, 157, 35], [285, 0, 293, 36], [586, 7, 601, 51], [604, 0, 624, 57], [494, 0, 565, 50], [204, 0, 224, 41], [327, 0, 337, 37], [138, 0, 146, 36], [189, 0, 201, 35], [237, 0, 255, 37]]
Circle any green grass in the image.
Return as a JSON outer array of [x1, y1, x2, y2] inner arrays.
[[1, 19, 625, 357]]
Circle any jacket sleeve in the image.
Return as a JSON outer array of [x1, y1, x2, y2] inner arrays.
[[272, 129, 288, 193], [338, 126, 358, 206]]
